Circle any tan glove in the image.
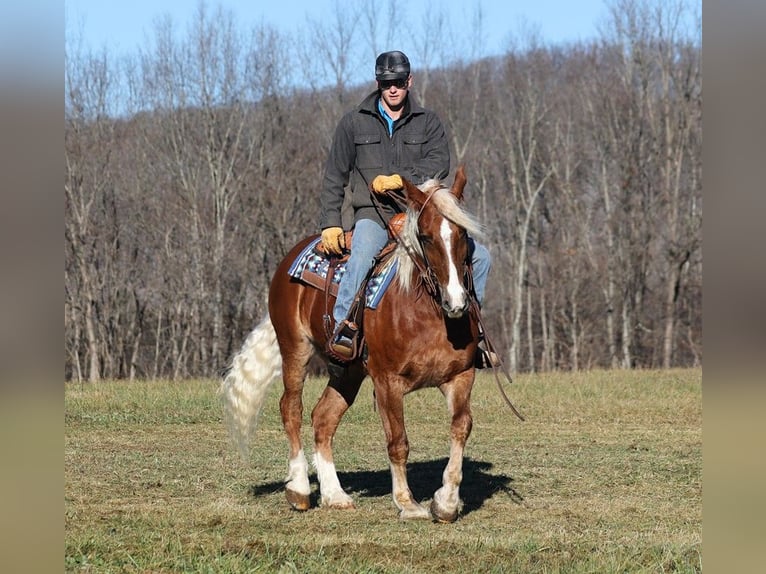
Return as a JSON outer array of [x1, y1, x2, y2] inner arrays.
[[321, 227, 345, 255], [371, 174, 403, 194]]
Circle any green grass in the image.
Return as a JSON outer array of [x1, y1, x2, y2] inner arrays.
[[65, 369, 701, 573]]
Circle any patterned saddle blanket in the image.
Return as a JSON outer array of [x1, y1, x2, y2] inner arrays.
[[287, 237, 398, 309]]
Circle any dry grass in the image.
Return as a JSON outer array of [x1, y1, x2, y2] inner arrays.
[[65, 369, 701, 573]]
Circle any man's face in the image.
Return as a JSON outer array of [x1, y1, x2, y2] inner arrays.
[[378, 76, 411, 110]]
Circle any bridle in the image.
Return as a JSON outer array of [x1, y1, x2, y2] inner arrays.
[[376, 186, 452, 301]]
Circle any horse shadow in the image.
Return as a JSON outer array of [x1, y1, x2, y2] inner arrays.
[[249, 457, 523, 516]]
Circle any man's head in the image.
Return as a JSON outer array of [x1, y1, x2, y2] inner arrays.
[[375, 51, 411, 111]]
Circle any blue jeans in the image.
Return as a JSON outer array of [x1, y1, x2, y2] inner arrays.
[[333, 218, 492, 325], [333, 219, 389, 325], [469, 239, 491, 306]]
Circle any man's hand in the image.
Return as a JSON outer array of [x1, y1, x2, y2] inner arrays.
[[321, 227, 345, 255], [371, 174, 403, 194]]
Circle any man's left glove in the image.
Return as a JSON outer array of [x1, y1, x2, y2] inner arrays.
[[371, 174, 403, 194]]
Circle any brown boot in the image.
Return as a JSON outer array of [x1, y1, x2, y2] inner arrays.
[[474, 342, 498, 369]]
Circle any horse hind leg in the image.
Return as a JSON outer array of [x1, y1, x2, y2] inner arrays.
[[431, 371, 474, 523], [279, 338, 315, 511], [311, 363, 366, 509], [220, 315, 314, 510]]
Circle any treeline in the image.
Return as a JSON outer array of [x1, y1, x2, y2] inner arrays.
[[65, 0, 701, 380]]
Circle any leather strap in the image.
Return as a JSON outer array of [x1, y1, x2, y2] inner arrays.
[[469, 297, 525, 421], [323, 257, 339, 340]]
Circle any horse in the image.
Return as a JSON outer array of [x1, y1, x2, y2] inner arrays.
[[221, 166, 487, 522]]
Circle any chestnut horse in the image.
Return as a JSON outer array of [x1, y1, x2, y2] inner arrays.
[[221, 166, 486, 522]]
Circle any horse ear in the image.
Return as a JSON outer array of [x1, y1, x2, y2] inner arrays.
[[451, 165, 467, 200], [402, 176, 428, 210]]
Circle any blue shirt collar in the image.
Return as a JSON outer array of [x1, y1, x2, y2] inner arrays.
[[377, 98, 394, 136]]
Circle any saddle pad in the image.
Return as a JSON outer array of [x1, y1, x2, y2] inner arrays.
[[287, 237, 397, 310]]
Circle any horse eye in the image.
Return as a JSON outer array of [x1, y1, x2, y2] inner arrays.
[[417, 234, 432, 245]]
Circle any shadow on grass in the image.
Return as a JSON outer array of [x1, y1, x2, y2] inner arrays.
[[249, 457, 522, 516]]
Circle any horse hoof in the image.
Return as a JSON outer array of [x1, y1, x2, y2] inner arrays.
[[398, 505, 432, 521], [319, 490, 356, 509], [430, 499, 459, 523], [325, 501, 356, 510], [286, 488, 310, 511]]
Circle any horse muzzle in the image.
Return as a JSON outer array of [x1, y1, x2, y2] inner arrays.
[[441, 295, 469, 319]]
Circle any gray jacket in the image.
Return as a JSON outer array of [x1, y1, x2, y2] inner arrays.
[[320, 90, 450, 230]]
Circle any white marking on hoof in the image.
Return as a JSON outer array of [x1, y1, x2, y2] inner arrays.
[[285, 450, 310, 497], [314, 452, 354, 509], [398, 503, 432, 521], [431, 485, 461, 522]]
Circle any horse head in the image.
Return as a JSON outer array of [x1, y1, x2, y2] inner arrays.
[[397, 165, 482, 319]]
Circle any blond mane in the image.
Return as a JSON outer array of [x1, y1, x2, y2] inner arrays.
[[393, 178, 484, 293]]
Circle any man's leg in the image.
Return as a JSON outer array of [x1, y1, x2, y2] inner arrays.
[[468, 240, 497, 368], [469, 239, 491, 306], [330, 219, 389, 356]]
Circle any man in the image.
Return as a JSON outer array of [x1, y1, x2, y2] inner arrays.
[[319, 50, 493, 365]]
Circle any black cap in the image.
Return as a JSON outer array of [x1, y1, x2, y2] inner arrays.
[[375, 51, 410, 81]]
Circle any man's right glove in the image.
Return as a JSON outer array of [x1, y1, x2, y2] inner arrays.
[[321, 226, 345, 255], [371, 174, 403, 194]]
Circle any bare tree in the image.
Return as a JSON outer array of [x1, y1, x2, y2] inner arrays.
[[297, 1, 362, 100], [132, 3, 292, 375], [65, 42, 116, 381], [360, 0, 397, 62], [638, 0, 702, 368], [489, 47, 555, 373], [586, 0, 703, 368]]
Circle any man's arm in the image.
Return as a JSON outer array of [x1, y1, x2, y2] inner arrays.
[[320, 115, 355, 229]]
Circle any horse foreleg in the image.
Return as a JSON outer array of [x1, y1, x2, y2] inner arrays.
[[375, 383, 431, 520], [311, 366, 365, 509], [431, 372, 474, 523]]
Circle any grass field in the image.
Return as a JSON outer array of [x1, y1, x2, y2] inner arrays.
[[65, 369, 701, 573]]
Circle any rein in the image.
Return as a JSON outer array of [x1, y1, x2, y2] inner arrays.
[[469, 299, 525, 421]]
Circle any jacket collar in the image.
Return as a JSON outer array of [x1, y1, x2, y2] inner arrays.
[[358, 89, 424, 118]]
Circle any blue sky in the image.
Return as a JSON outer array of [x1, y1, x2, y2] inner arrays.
[[66, 0, 611, 59]]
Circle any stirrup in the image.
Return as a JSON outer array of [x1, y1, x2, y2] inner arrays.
[[326, 320, 360, 363]]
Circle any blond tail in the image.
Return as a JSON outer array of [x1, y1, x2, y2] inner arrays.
[[219, 314, 282, 460]]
